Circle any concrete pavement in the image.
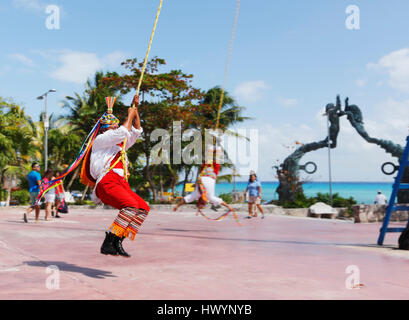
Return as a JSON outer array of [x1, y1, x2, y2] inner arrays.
[[0, 206, 408, 300]]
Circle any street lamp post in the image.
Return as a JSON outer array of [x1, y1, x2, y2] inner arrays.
[[37, 89, 56, 172], [232, 167, 237, 193], [323, 107, 334, 207]]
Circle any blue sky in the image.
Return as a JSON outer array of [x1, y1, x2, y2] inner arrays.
[[1, 0, 409, 182]]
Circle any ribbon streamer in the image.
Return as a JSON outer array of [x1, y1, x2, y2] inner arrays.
[[35, 114, 104, 205], [197, 208, 242, 226], [105, 96, 116, 114]]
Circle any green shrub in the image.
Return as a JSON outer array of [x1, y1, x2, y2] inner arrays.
[[315, 192, 357, 210], [134, 188, 151, 201], [12, 190, 30, 204], [282, 192, 314, 208], [219, 193, 233, 204], [74, 200, 94, 206], [282, 192, 357, 216]]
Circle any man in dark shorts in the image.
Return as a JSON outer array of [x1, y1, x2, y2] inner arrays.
[[24, 162, 42, 223]]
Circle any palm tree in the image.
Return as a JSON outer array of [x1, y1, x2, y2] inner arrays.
[[2, 165, 28, 206], [0, 100, 37, 205], [179, 87, 249, 192], [48, 122, 81, 169], [62, 71, 124, 135], [0, 100, 37, 180], [200, 86, 248, 130], [30, 112, 63, 167]]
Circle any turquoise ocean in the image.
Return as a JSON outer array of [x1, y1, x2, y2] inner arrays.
[[176, 182, 394, 204]]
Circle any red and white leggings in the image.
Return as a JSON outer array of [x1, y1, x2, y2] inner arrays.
[[97, 171, 150, 240]]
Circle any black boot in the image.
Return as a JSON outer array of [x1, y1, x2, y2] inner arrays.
[[211, 204, 221, 212], [113, 236, 131, 258], [100, 232, 119, 256]]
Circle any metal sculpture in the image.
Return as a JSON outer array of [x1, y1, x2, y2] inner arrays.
[[275, 96, 407, 204]]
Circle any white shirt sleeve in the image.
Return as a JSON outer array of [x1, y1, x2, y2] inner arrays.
[[93, 126, 131, 149], [125, 126, 143, 150]]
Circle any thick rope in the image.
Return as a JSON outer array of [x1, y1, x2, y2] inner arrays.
[[122, 0, 164, 181], [209, 0, 240, 174], [135, 0, 164, 99], [214, 0, 240, 132], [197, 1, 241, 226]]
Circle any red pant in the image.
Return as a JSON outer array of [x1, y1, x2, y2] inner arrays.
[[96, 171, 150, 212]]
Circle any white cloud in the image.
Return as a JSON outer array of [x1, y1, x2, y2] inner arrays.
[[371, 98, 409, 136], [315, 107, 327, 124], [253, 122, 323, 180], [368, 48, 409, 92], [355, 79, 366, 87], [50, 50, 127, 84], [51, 51, 103, 84], [8, 53, 35, 67], [234, 80, 270, 103], [276, 97, 298, 107], [103, 51, 127, 68], [6, 49, 127, 84], [12, 0, 45, 11]]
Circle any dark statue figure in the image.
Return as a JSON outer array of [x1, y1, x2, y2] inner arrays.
[[275, 96, 408, 204], [275, 139, 329, 204], [325, 95, 342, 148], [274, 96, 343, 204]]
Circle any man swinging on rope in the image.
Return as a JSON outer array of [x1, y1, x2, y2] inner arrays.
[[89, 95, 149, 257], [173, 145, 235, 214]]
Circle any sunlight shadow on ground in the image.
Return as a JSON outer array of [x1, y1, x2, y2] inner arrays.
[[23, 261, 116, 279]]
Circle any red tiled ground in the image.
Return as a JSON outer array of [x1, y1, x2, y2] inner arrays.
[[0, 206, 408, 300]]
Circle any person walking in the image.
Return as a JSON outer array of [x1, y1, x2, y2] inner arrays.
[[245, 171, 264, 219], [23, 162, 42, 223], [54, 171, 65, 218], [43, 169, 56, 221]]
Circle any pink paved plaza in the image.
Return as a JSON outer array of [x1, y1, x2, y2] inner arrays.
[[0, 206, 408, 300]]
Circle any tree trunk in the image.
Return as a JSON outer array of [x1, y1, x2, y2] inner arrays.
[[5, 187, 11, 207], [147, 165, 157, 202], [165, 163, 178, 200], [170, 171, 176, 199], [66, 167, 80, 192], [81, 185, 89, 201], [144, 150, 158, 202], [171, 183, 176, 199], [182, 166, 192, 197], [159, 165, 164, 200], [0, 169, 6, 187]]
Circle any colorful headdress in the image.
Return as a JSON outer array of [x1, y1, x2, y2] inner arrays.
[[101, 97, 119, 128], [101, 113, 120, 128]]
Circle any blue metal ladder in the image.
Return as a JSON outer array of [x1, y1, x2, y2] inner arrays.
[[377, 136, 409, 245]]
